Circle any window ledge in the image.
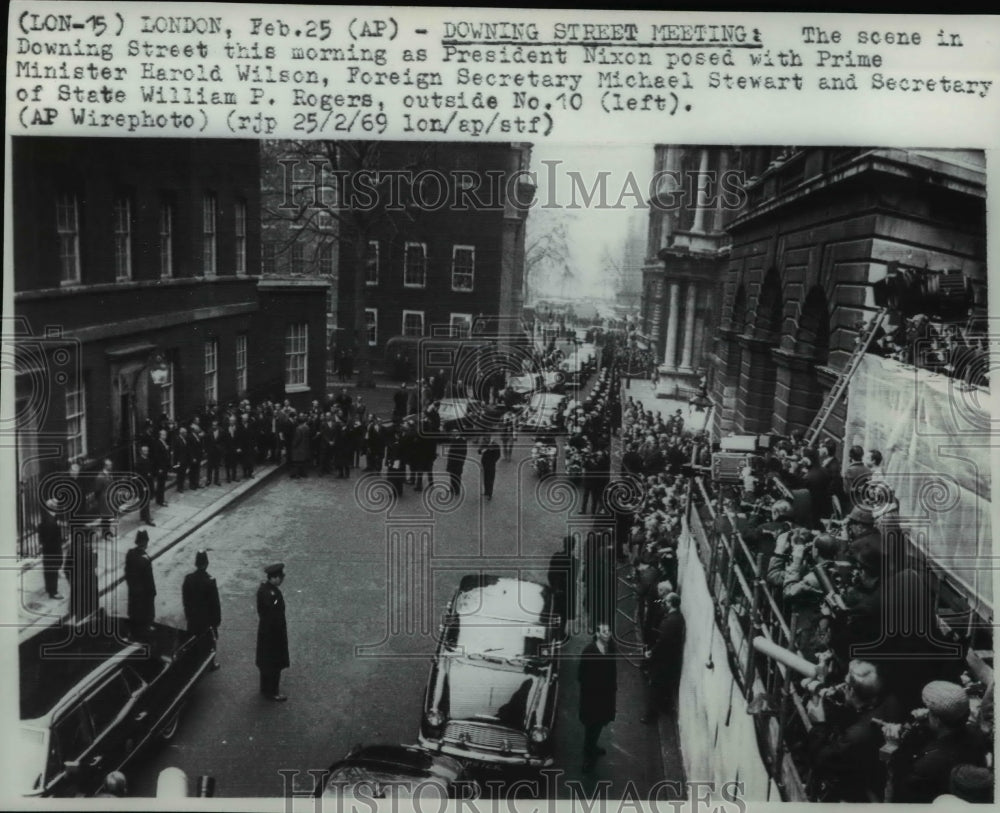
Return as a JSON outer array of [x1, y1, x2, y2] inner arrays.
[[284, 384, 310, 394]]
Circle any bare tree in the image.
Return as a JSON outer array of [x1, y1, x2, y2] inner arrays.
[[524, 208, 576, 304]]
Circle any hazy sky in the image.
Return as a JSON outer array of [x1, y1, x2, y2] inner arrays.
[[527, 143, 653, 299]]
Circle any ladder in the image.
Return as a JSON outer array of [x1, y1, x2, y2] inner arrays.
[[804, 307, 889, 447]]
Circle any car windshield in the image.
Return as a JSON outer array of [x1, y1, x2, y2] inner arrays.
[[443, 580, 550, 665]]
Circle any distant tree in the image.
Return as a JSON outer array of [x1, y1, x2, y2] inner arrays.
[[524, 208, 576, 304]]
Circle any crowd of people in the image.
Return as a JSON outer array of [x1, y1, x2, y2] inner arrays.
[[695, 432, 994, 803]]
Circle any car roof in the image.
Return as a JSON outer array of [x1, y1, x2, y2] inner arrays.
[[528, 393, 565, 409], [19, 620, 138, 720], [453, 575, 549, 623]]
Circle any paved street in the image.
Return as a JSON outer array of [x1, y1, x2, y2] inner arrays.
[[122, 437, 679, 798]]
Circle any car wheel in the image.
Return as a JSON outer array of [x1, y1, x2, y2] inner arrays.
[[159, 707, 183, 742]]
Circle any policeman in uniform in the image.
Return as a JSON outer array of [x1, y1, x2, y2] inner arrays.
[[256, 563, 289, 701], [124, 529, 156, 639], [182, 550, 222, 670]]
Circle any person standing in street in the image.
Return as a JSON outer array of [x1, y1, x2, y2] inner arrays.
[[548, 535, 577, 640], [124, 529, 156, 639], [92, 457, 115, 539], [172, 427, 191, 493], [445, 430, 468, 499], [578, 622, 617, 771], [183, 550, 221, 670], [204, 419, 224, 486], [642, 592, 685, 723], [38, 497, 65, 600], [256, 563, 289, 701], [290, 416, 311, 479], [134, 444, 156, 526], [478, 435, 501, 500], [187, 421, 204, 489], [153, 429, 172, 506], [65, 528, 99, 624]]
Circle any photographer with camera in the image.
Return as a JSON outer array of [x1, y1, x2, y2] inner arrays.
[[880, 680, 989, 803], [805, 659, 906, 801]]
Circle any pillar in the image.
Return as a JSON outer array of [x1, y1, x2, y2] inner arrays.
[[679, 283, 697, 372], [663, 281, 680, 369], [691, 148, 710, 234]]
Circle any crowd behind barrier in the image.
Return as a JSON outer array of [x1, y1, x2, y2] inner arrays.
[[687, 430, 994, 803]]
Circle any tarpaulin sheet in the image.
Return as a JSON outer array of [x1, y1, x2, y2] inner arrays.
[[676, 518, 772, 800], [844, 354, 992, 610]]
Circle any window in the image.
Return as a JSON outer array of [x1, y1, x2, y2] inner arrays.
[[56, 193, 81, 284], [65, 380, 87, 461], [318, 243, 335, 276], [202, 193, 217, 276], [262, 243, 276, 275], [451, 245, 475, 292], [403, 242, 426, 288], [236, 334, 248, 395], [402, 310, 425, 338], [160, 360, 174, 420], [234, 200, 247, 276], [365, 308, 378, 347], [204, 340, 218, 405], [51, 705, 93, 770], [113, 196, 132, 281], [285, 323, 308, 389], [291, 244, 304, 275], [85, 675, 131, 737], [450, 313, 472, 339], [159, 199, 174, 278], [365, 240, 379, 285]]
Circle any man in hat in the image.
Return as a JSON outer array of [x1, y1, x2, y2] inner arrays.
[[893, 680, 987, 803], [183, 551, 221, 670], [445, 430, 468, 499], [38, 497, 65, 599], [256, 563, 289, 701], [846, 506, 883, 562], [124, 529, 156, 639]]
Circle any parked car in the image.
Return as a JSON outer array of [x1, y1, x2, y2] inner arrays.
[[419, 575, 560, 767], [317, 744, 478, 799], [407, 398, 491, 437], [19, 614, 216, 797], [518, 393, 568, 434]]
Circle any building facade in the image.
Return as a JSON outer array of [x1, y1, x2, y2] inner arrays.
[[708, 147, 987, 439], [336, 141, 533, 367], [641, 145, 744, 398], [13, 137, 328, 514]]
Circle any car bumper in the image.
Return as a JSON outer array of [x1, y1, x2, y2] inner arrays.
[[418, 735, 553, 768]]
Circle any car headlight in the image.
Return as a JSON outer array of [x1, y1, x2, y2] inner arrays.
[[529, 725, 550, 743], [425, 709, 445, 727]]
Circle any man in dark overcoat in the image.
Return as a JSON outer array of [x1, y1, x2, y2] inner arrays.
[[547, 535, 577, 640], [65, 528, 99, 623], [183, 550, 221, 670], [256, 563, 289, 701], [124, 529, 156, 639], [642, 592, 685, 723], [578, 622, 617, 771], [445, 431, 468, 498], [478, 436, 502, 500], [38, 497, 65, 599]]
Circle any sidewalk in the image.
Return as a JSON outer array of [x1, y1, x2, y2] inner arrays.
[[18, 462, 284, 641], [616, 375, 689, 788]]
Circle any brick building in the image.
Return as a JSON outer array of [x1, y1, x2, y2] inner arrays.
[[335, 141, 533, 367], [13, 137, 328, 550]]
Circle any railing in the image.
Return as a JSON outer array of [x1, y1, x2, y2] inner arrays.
[[689, 476, 818, 801]]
